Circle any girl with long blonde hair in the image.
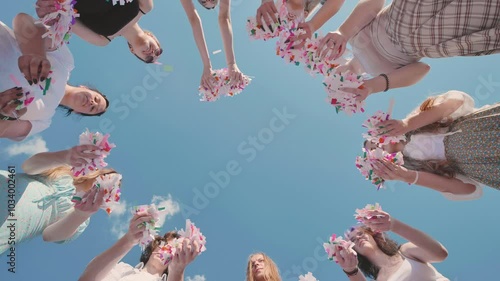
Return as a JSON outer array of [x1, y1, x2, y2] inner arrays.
[[364, 90, 500, 201], [247, 252, 282, 281], [0, 144, 120, 254]]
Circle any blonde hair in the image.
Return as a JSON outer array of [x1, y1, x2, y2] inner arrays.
[[38, 166, 118, 192], [402, 96, 456, 178], [246, 252, 282, 281]]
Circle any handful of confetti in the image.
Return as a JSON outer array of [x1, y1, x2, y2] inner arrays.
[[71, 173, 122, 215], [301, 33, 347, 77], [323, 233, 356, 263], [72, 130, 116, 177], [156, 219, 207, 265], [354, 203, 384, 222], [8, 74, 53, 110], [299, 272, 318, 281], [133, 204, 166, 249], [362, 110, 406, 145], [198, 68, 252, 102], [275, 26, 307, 66], [355, 147, 404, 190], [39, 0, 80, 49], [323, 72, 365, 115], [246, 0, 301, 41]]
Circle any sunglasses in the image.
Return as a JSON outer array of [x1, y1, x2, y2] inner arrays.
[[143, 48, 163, 63]]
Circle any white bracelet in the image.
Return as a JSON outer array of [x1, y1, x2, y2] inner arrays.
[[410, 171, 419, 185]]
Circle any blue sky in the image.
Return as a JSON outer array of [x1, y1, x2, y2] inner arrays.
[[1, 1, 500, 280]]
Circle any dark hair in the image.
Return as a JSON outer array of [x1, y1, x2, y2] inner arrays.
[[356, 226, 400, 279], [198, 0, 217, 9], [58, 87, 110, 117], [140, 231, 181, 276]]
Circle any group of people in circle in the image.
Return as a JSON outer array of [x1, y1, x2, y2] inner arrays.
[[1, 0, 499, 280]]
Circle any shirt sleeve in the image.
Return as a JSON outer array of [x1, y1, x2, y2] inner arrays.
[[441, 174, 483, 201]]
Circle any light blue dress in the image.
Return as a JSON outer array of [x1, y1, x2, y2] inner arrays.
[[0, 170, 89, 255]]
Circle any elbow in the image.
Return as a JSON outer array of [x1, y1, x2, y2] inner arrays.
[[419, 62, 431, 76], [433, 245, 449, 262], [42, 231, 54, 242], [12, 13, 33, 28], [218, 12, 230, 23]]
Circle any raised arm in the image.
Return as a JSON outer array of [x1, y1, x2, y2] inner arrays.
[[167, 239, 201, 281], [344, 62, 431, 101], [43, 188, 105, 242], [364, 211, 448, 264], [21, 145, 100, 175], [219, 0, 236, 67], [308, 0, 346, 33], [79, 214, 152, 281], [373, 159, 477, 196], [0, 120, 32, 141], [338, 0, 385, 39], [180, 0, 212, 69]]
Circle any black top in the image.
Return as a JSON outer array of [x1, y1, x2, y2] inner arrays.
[[74, 0, 145, 39]]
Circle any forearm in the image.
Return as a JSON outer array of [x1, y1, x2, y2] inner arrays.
[[218, 3, 236, 65], [363, 62, 430, 94], [13, 13, 48, 56], [409, 170, 476, 195], [404, 98, 464, 132], [309, 0, 346, 32], [181, 0, 212, 68], [0, 120, 31, 140], [391, 219, 447, 262], [338, 0, 384, 39], [42, 209, 90, 242], [22, 150, 69, 174], [79, 236, 136, 281]]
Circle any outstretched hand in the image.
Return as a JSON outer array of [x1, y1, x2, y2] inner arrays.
[[334, 245, 358, 272], [18, 54, 51, 86], [340, 84, 372, 102], [256, 0, 279, 28], [317, 31, 347, 60], [377, 119, 410, 136], [123, 213, 153, 245], [66, 145, 102, 167], [228, 63, 244, 86], [360, 210, 394, 233], [74, 187, 106, 215], [289, 22, 314, 49], [0, 87, 27, 119], [168, 238, 200, 274], [200, 67, 216, 92], [372, 158, 413, 182]]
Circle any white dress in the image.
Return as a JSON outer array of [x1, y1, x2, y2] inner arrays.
[[102, 262, 166, 281], [0, 21, 74, 141], [387, 258, 449, 281], [402, 91, 484, 201]]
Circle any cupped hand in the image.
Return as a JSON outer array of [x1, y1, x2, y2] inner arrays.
[[18, 54, 51, 85], [334, 245, 358, 272], [228, 63, 244, 86], [74, 187, 105, 215], [123, 213, 153, 245], [0, 87, 27, 119], [66, 145, 102, 167], [340, 84, 372, 102], [200, 67, 216, 92], [377, 119, 410, 136], [360, 210, 394, 233], [35, 0, 56, 19], [256, 0, 279, 28], [289, 21, 314, 49], [169, 238, 200, 274], [317, 31, 347, 60], [372, 158, 412, 182]]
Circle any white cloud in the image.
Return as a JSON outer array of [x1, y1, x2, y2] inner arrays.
[[186, 275, 206, 281], [5, 135, 48, 157], [110, 200, 129, 239], [151, 195, 180, 227]]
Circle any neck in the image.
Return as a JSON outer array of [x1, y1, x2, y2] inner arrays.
[[61, 84, 76, 107], [121, 23, 143, 43], [143, 262, 163, 277]]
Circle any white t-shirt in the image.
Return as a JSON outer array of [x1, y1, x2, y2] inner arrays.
[[387, 258, 449, 281], [102, 262, 166, 281], [0, 21, 74, 140]]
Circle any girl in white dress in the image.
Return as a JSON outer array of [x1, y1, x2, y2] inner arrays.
[[334, 209, 449, 281], [366, 90, 500, 200]]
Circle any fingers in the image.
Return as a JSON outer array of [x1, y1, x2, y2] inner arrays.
[[74, 145, 101, 158], [0, 87, 23, 105], [1, 100, 23, 116]]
